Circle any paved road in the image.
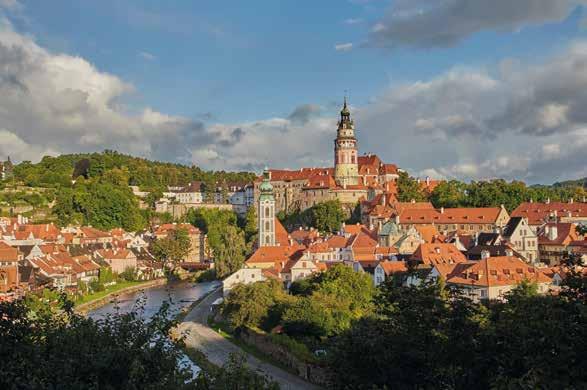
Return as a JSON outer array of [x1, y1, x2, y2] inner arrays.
[[177, 288, 320, 390]]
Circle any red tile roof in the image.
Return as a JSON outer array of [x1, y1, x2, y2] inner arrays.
[[379, 260, 408, 275], [411, 243, 468, 265], [399, 207, 503, 225], [511, 201, 587, 225], [446, 256, 552, 287], [538, 223, 581, 246], [0, 241, 18, 262]]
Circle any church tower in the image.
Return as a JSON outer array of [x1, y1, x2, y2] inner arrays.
[[258, 167, 276, 247], [334, 97, 359, 187]]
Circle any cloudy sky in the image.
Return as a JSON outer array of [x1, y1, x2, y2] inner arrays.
[[1, 0, 586, 183]]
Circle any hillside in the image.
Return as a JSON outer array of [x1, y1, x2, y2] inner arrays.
[[10, 150, 256, 190], [553, 177, 587, 188]]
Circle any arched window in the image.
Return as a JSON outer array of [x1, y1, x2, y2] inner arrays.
[[265, 221, 270, 231], [265, 207, 270, 218], [265, 235, 271, 243]]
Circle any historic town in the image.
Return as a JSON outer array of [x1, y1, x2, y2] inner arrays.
[[1, 1, 586, 389]]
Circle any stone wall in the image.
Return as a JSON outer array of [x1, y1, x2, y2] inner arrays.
[[238, 327, 333, 387]]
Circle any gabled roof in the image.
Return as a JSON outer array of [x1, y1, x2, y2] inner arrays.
[[0, 241, 18, 261], [326, 235, 353, 249], [379, 221, 401, 236], [275, 218, 290, 246], [414, 225, 442, 243], [246, 245, 305, 264], [537, 223, 580, 246], [379, 260, 408, 275], [399, 207, 504, 225], [502, 217, 524, 238], [411, 243, 468, 266], [477, 232, 502, 246], [446, 256, 551, 287], [511, 201, 587, 225]]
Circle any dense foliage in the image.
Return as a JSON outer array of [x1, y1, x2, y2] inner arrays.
[[328, 257, 587, 389], [53, 180, 146, 230], [12, 150, 255, 190], [185, 208, 248, 277], [0, 294, 277, 389], [396, 171, 428, 202], [151, 228, 192, 264], [430, 179, 587, 211], [222, 265, 374, 340], [6, 150, 255, 229], [278, 200, 346, 233]]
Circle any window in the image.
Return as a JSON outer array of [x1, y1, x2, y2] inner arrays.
[[265, 221, 270, 230], [265, 207, 270, 218]]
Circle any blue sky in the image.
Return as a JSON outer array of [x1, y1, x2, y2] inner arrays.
[[1, 0, 587, 183]]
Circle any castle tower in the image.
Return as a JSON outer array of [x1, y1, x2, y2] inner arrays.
[[258, 167, 276, 247], [334, 97, 359, 187]]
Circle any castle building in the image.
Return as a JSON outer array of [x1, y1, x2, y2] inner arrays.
[[258, 167, 276, 247], [253, 99, 401, 214]]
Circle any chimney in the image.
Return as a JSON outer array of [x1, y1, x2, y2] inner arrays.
[[505, 248, 513, 257], [17, 214, 22, 225], [548, 225, 558, 241], [435, 247, 441, 254], [569, 198, 574, 204], [381, 194, 386, 206], [395, 215, 400, 224], [546, 198, 551, 204], [426, 176, 430, 186], [411, 199, 416, 204], [440, 207, 445, 214], [529, 198, 533, 203]]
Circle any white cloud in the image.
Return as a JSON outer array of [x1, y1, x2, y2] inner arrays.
[[344, 18, 364, 25], [334, 42, 354, 52], [139, 51, 155, 61], [368, 0, 587, 48], [0, 16, 586, 184], [0, 0, 22, 11]]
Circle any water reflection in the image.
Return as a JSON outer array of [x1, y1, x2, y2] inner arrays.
[[88, 280, 220, 378], [88, 281, 219, 320]]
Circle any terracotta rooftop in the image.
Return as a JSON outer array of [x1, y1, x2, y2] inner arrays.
[[411, 243, 468, 265], [511, 201, 587, 225], [446, 256, 552, 287]]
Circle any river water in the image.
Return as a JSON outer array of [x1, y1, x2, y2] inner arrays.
[[88, 280, 220, 320], [88, 280, 221, 378]]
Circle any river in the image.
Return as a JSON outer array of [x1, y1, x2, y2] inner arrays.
[[88, 280, 221, 378], [88, 280, 220, 320]]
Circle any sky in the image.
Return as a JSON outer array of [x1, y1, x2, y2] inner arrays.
[[0, 0, 587, 184]]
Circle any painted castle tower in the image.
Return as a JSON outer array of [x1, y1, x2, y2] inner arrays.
[[334, 98, 359, 187]]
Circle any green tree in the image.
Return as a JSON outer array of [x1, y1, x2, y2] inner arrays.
[[241, 206, 258, 246], [1, 296, 277, 389], [151, 228, 192, 264], [396, 171, 427, 202], [310, 200, 345, 233], [214, 225, 247, 278], [222, 279, 289, 330], [430, 180, 467, 208]]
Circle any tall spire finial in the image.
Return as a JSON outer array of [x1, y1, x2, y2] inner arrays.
[[341, 91, 350, 116]]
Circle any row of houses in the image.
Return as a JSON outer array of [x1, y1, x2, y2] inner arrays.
[[0, 217, 210, 301], [131, 181, 254, 216]]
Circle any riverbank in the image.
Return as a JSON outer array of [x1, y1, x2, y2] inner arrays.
[[75, 278, 167, 314]]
